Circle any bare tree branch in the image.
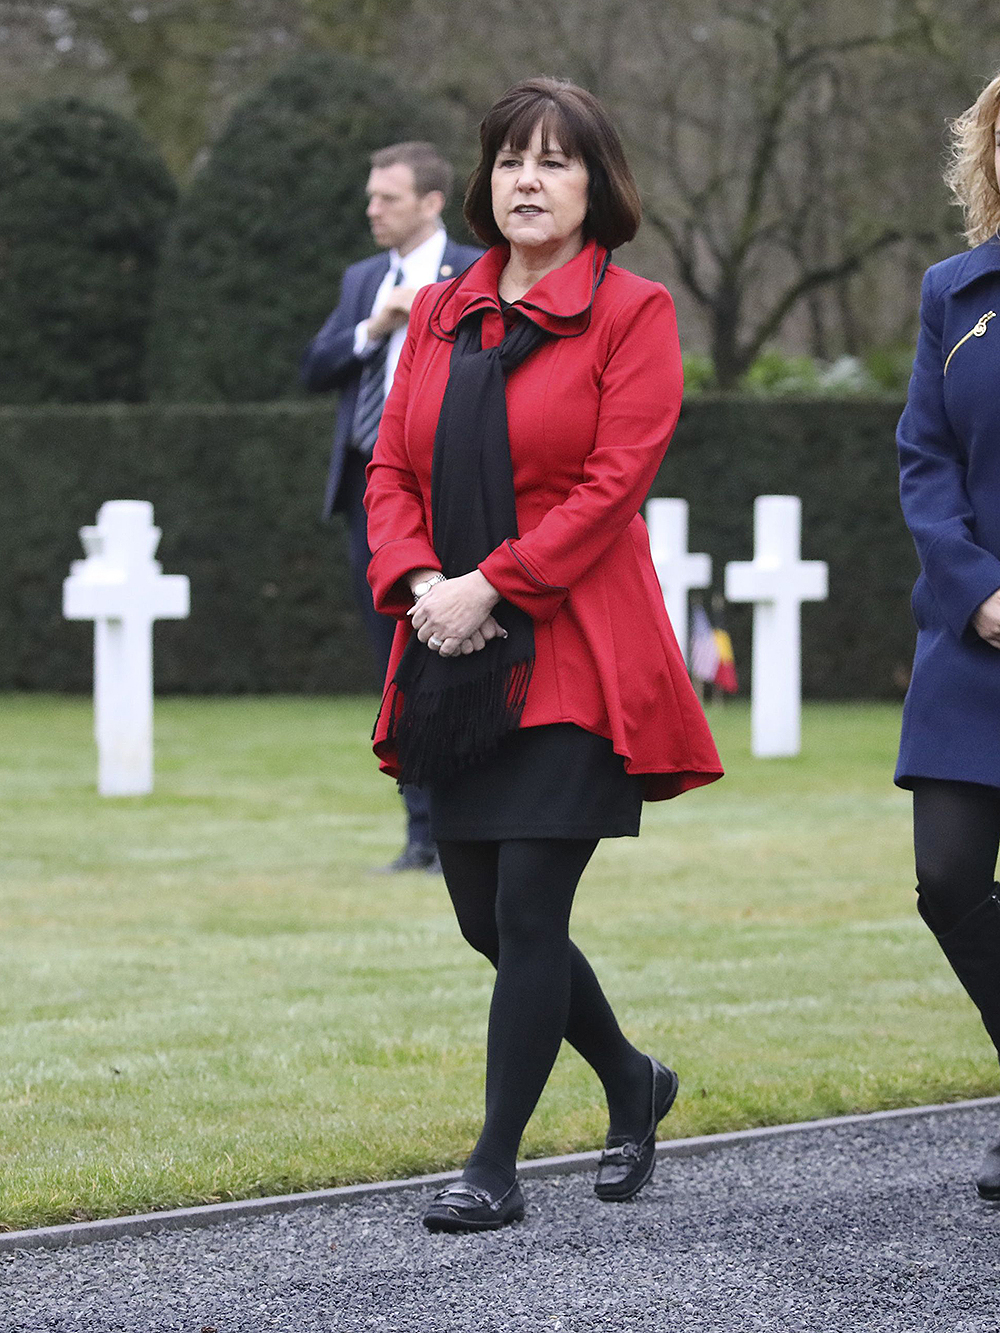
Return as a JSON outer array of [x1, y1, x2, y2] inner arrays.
[[740, 230, 906, 367]]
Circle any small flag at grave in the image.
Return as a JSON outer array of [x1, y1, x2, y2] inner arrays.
[[689, 601, 720, 685], [713, 627, 738, 694], [711, 598, 738, 695]]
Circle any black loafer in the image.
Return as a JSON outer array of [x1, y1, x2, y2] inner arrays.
[[977, 1140, 1000, 1200], [594, 1056, 679, 1202], [374, 843, 437, 874], [422, 1179, 525, 1232]]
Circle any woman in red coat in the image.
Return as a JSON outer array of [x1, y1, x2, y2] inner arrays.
[[365, 77, 723, 1232]]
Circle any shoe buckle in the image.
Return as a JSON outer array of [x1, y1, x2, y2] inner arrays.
[[434, 1182, 493, 1208], [601, 1141, 641, 1165]]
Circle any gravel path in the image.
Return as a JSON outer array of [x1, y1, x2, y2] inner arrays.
[[4, 1105, 1000, 1333]]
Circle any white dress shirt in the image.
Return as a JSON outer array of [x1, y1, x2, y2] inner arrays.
[[353, 228, 449, 397]]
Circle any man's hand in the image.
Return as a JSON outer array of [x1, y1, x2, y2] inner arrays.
[[973, 588, 1000, 649], [368, 287, 418, 341], [409, 570, 503, 656]]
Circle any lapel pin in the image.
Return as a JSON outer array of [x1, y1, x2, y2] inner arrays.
[[440, 264, 453, 277]]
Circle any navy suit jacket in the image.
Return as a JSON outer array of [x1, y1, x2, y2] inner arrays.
[[896, 237, 1000, 789], [301, 236, 483, 519]]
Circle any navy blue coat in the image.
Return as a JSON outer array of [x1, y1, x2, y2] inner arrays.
[[896, 238, 1000, 789], [301, 237, 483, 519]]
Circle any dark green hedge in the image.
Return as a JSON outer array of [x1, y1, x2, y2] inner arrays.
[[0, 397, 916, 698], [0, 98, 177, 405]]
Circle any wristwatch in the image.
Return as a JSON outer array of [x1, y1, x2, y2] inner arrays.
[[411, 573, 446, 599]]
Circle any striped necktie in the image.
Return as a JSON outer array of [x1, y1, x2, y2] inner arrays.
[[352, 265, 403, 457]]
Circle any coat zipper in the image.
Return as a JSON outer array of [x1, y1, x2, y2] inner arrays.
[[944, 310, 996, 376]]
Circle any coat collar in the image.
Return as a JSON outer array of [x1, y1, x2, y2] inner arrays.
[[429, 238, 610, 340], [950, 236, 1000, 295]]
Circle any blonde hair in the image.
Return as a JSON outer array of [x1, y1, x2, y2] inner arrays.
[[946, 70, 1000, 246]]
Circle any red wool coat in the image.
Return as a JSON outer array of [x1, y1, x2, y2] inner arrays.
[[365, 239, 723, 800]]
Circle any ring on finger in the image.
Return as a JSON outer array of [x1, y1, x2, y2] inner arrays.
[[428, 634, 444, 650]]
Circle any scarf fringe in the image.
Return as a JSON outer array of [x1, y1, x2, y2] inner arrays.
[[386, 657, 534, 788]]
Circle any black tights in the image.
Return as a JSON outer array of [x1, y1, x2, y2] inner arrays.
[[913, 778, 1000, 934], [438, 838, 651, 1197]]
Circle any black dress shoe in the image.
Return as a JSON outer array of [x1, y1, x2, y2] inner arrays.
[[977, 1140, 1000, 1199], [594, 1056, 679, 1202], [422, 1179, 525, 1232], [375, 842, 437, 874]]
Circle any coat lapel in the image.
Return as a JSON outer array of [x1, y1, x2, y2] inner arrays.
[[437, 239, 460, 282], [359, 253, 392, 318]]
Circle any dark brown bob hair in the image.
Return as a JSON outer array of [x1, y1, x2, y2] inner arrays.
[[464, 77, 642, 250]]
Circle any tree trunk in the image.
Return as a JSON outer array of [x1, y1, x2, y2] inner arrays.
[[710, 320, 745, 389]]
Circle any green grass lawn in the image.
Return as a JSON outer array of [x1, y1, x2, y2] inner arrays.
[[0, 694, 994, 1232]]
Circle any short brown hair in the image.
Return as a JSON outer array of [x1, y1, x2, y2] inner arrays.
[[370, 141, 453, 200], [464, 78, 641, 250]]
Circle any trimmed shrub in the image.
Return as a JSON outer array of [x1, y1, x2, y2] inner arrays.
[[147, 51, 461, 403], [1, 397, 916, 699], [0, 99, 177, 405]]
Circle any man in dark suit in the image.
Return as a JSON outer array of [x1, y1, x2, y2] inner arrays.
[[302, 141, 482, 872]]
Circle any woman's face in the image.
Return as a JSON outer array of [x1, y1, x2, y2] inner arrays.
[[491, 121, 589, 253]]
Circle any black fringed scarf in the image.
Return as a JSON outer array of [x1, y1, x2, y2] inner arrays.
[[384, 309, 551, 787]]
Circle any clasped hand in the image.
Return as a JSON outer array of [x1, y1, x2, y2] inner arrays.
[[973, 588, 1000, 649], [408, 571, 504, 657]]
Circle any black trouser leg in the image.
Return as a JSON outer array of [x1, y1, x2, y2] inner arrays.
[[401, 784, 431, 849], [912, 778, 1000, 1053], [342, 450, 431, 851], [438, 838, 650, 1195]]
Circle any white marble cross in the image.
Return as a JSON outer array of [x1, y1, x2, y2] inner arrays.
[[646, 498, 712, 665], [63, 501, 189, 796], [725, 495, 828, 757]]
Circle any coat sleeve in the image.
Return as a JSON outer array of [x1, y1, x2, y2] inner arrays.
[[898, 265, 1000, 639], [364, 287, 441, 618], [300, 265, 366, 393], [478, 286, 682, 622]]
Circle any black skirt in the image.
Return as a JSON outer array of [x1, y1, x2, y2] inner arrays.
[[428, 722, 644, 841]]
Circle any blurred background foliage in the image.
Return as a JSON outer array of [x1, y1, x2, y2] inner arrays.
[[0, 97, 176, 404], [0, 396, 915, 698], [2, 0, 1000, 400], [145, 50, 457, 402]]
